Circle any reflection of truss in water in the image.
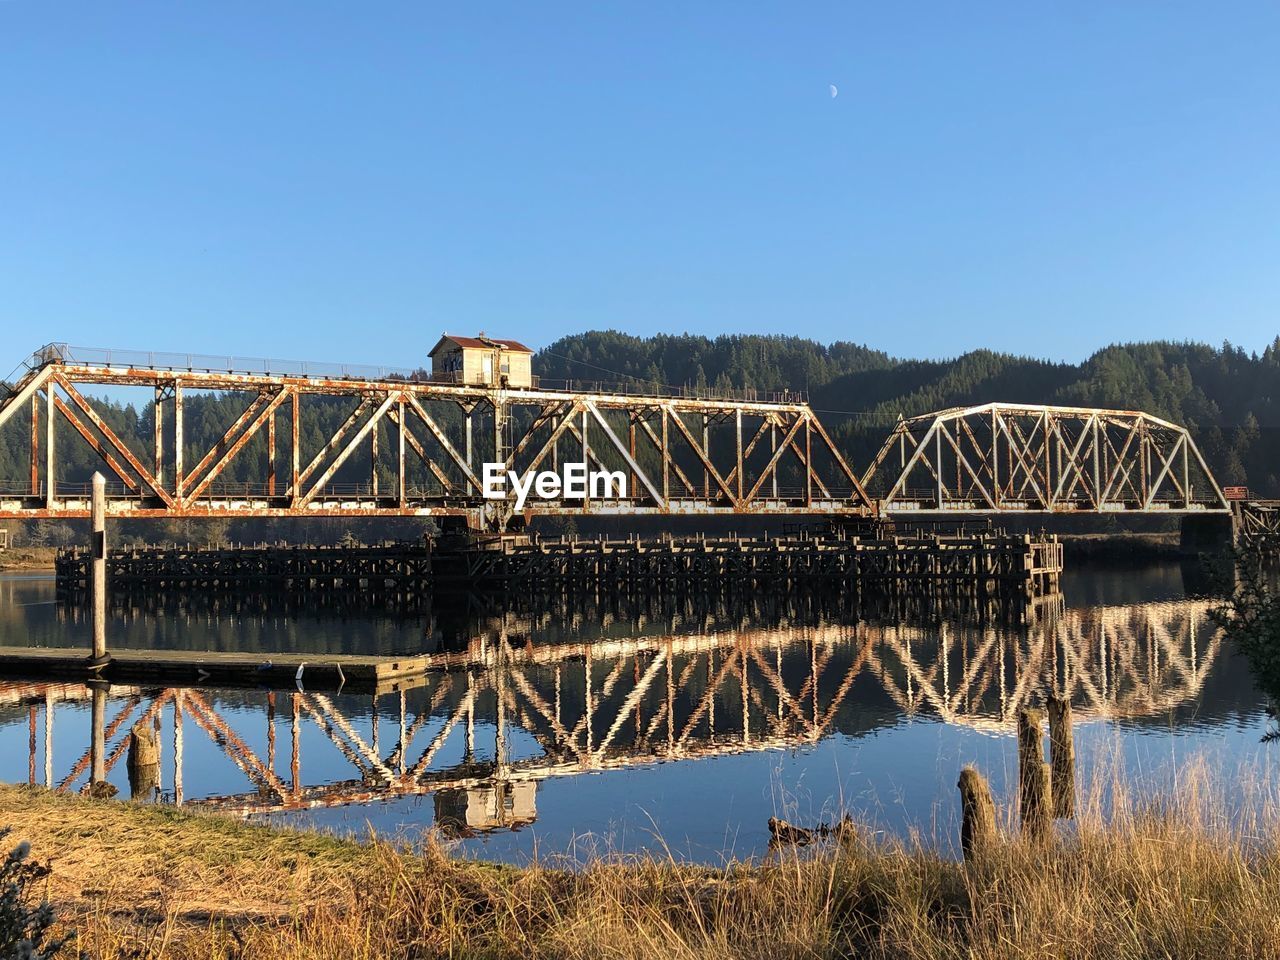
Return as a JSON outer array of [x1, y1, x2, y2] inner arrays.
[[871, 600, 1220, 734], [2, 599, 1221, 823]]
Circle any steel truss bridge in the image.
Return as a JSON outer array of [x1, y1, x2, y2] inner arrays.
[[1, 598, 1220, 822], [861, 402, 1229, 515], [0, 346, 1231, 526], [0, 345, 868, 525]]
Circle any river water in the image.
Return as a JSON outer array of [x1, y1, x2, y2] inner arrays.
[[0, 563, 1272, 863]]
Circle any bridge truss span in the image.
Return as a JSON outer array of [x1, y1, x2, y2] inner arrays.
[[863, 402, 1229, 515], [0, 351, 874, 524]]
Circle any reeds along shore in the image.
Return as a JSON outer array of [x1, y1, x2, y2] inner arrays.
[[4, 758, 1280, 960]]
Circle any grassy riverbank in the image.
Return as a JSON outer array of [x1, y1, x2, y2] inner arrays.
[[0, 546, 57, 571], [4, 775, 1280, 960]]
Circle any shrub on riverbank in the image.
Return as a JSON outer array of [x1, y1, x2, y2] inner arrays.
[[0, 826, 75, 959], [3, 767, 1279, 960]]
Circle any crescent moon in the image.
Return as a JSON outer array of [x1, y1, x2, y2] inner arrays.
[[829, 84, 838, 99]]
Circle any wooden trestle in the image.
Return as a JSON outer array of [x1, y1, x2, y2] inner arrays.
[[54, 532, 1062, 597]]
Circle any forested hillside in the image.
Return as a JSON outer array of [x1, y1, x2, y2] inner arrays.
[[541, 332, 1280, 493], [1, 332, 1277, 544]]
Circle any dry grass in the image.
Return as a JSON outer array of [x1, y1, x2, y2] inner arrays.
[[4, 761, 1280, 960], [0, 545, 58, 571]]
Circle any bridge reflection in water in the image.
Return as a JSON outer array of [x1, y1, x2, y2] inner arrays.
[[0, 595, 1220, 837]]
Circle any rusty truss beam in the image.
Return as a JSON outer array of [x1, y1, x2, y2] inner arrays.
[[863, 402, 1230, 515], [0, 348, 874, 525]]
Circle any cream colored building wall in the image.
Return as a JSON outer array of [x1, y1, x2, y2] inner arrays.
[[504, 352, 533, 387], [433, 344, 532, 386], [463, 350, 487, 384]]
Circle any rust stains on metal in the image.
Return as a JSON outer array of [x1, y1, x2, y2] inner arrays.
[[0, 348, 875, 526], [0, 351, 1235, 525]]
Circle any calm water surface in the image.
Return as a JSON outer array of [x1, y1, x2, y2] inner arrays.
[[0, 563, 1272, 863]]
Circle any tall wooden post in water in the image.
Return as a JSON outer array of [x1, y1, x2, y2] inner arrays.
[[1047, 695, 1076, 819], [958, 766, 997, 861], [1017, 708, 1052, 844], [90, 472, 109, 665]]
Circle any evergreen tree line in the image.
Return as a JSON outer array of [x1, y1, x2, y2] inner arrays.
[[539, 332, 1280, 494]]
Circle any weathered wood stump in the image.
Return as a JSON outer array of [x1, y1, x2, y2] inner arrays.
[[767, 815, 856, 849], [128, 718, 160, 801], [1017, 708, 1052, 843], [768, 816, 814, 846], [83, 780, 118, 800], [958, 765, 997, 860], [1047, 695, 1076, 819]]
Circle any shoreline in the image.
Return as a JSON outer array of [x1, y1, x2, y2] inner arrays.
[[3, 776, 1277, 959], [0, 546, 58, 572]]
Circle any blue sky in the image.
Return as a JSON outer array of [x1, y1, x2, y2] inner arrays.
[[3, 2, 1278, 370]]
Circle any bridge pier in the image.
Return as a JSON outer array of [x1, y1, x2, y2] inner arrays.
[[1179, 513, 1235, 556]]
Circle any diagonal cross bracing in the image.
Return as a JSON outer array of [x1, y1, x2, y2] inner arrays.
[[865, 403, 1229, 515], [0, 355, 1228, 522]]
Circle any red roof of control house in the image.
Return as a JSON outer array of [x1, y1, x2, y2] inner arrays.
[[429, 334, 534, 355]]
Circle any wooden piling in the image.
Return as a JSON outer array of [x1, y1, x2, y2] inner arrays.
[[128, 718, 160, 801], [90, 472, 108, 665], [1025, 759, 1052, 845], [1047, 694, 1075, 819], [958, 765, 997, 860], [1017, 707, 1051, 843], [55, 531, 1063, 603]]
